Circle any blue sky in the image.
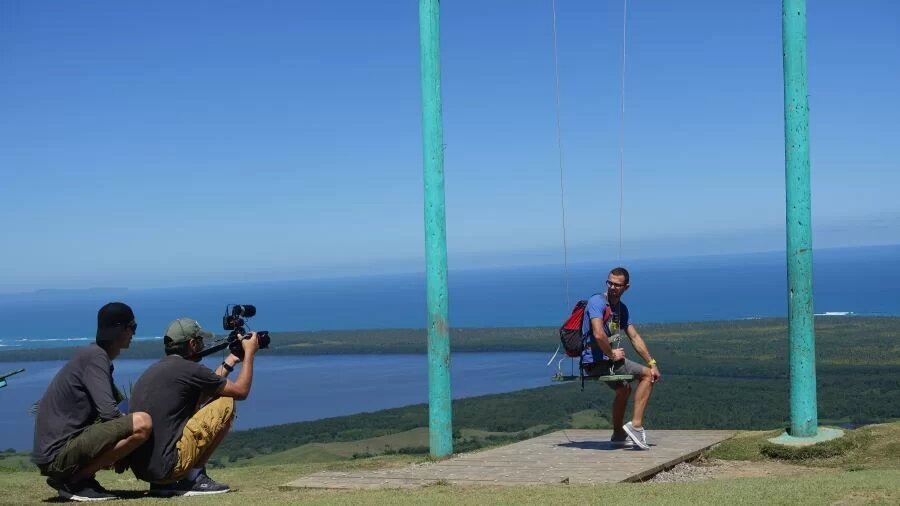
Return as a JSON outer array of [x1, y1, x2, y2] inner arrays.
[[1, 0, 898, 292]]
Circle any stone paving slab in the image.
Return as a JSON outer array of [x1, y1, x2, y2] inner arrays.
[[283, 429, 734, 489]]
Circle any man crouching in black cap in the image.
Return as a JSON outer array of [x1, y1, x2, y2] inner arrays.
[[32, 302, 153, 502], [128, 318, 258, 497]]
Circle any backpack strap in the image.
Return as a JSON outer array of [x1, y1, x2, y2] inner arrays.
[[582, 294, 609, 380]]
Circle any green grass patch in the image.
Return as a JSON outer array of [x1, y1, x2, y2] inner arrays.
[[760, 428, 870, 461], [228, 428, 431, 466], [706, 430, 783, 461], [710, 422, 900, 471], [569, 409, 610, 429], [0, 451, 34, 472]]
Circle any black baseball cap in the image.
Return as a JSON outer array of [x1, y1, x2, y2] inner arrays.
[[96, 302, 136, 344]]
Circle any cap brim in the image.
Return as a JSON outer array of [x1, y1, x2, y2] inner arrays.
[[197, 329, 215, 341]]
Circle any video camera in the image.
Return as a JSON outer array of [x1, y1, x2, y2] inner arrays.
[[195, 304, 270, 360], [222, 304, 270, 358]]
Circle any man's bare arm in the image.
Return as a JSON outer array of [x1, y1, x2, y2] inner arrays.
[[215, 353, 241, 378], [625, 325, 653, 363], [626, 325, 660, 380], [218, 333, 259, 400], [591, 317, 624, 360]]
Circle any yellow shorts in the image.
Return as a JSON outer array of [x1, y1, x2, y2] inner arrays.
[[169, 397, 235, 481]]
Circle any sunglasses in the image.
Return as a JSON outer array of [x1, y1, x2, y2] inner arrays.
[[606, 280, 628, 289], [126, 321, 138, 332]]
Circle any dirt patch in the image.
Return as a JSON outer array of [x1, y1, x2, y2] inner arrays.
[[648, 458, 836, 483]]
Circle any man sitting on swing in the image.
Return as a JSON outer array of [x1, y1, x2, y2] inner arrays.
[[581, 267, 661, 449]]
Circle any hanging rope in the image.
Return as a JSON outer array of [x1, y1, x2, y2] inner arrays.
[[546, 0, 570, 370], [550, 0, 570, 309], [618, 0, 628, 261], [547, 0, 630, 372]]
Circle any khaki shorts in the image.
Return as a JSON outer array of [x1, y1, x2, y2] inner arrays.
[[167, 397, 235, 482], [40, 415, 134, 482]]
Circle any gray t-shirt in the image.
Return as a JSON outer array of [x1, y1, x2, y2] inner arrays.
[[128, 355, 226, 482], [32, 344, 123, 465]]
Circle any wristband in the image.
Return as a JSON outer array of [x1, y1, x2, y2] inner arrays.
[[221, 361, 234, 373], [647, 359, 657, 367]]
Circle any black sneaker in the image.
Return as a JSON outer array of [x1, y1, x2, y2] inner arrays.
[[46, 476, 64, 491], [56, 479, 117, 502], [187, 473, 230, 496], [83, 477, 111, 494], [150, 473, 230, 497], [149, 479, 193, 497]]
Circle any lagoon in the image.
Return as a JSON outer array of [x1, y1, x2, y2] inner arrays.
[[0, 352, 559, 451]]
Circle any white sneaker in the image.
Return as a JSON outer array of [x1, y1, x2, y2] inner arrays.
[[623, 421, 650, 450], [610, 431, 634, 448]]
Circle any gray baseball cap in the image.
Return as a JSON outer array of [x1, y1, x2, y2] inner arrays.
[[163, 318, 214, 345]]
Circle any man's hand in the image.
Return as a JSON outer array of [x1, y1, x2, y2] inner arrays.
[[610, 349, 626, 361], [241, 332, 260, 357], [650, 365, 661, 383]]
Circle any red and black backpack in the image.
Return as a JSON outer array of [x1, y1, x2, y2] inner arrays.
[[558, 296, 611, 357]]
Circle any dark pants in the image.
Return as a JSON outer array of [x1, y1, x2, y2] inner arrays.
[[39, 415, 133, 483]]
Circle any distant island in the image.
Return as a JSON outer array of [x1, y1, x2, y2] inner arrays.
[[1, 315, 897, 365]]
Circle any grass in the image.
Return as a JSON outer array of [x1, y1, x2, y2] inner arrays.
[[1, 463, 897, 505], [0, 451, 33, 472], [3, 423, 899, 505], [568, 409, 611, 429], [229, 428, 431, 466], [708, 422, 900, 471]]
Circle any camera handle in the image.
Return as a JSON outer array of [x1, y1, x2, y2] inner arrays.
[[189, 338, 231, 361]]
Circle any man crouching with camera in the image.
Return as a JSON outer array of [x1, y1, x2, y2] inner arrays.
[[128, 318, 258, 496]]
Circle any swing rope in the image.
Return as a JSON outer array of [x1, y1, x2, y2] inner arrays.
[[550, 0, 571, 310], [549, 0, 631, 385], [618, 0, 628, 260]]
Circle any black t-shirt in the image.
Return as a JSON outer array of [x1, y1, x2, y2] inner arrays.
[[32, 344, 122, 465], [129, 355, 226, 482]]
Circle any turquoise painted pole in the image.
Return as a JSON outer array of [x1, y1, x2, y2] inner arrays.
[[419, 0, 453, 458], [782, 0, 818, 438]]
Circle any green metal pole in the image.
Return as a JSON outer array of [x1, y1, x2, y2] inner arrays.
[[419, 0, 453, 458], [782, 0, 817, 438]]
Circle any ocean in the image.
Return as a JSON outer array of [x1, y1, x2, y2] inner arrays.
[[0, 244, 897, 348]]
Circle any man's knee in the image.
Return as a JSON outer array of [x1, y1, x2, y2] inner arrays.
[[216, 397, 236, 425], [198, 397, 236, 434], [131, 412, 152, 441]]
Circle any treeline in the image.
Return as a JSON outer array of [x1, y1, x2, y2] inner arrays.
[[2, 316, 898, 363]]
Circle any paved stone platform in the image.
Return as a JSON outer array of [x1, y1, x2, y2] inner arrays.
[[283, 429, 734, 489]]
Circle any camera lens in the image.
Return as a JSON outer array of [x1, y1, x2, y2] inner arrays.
[[257, 331, 270, 349], [232, 305, 256, 318]]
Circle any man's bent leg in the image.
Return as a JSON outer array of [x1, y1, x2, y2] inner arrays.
[[631, 368, 654, 428], [44, 412, 151, 485], [611, 383, 631, 433], [169, 397, 235, 482], [70, 412, 152, 483], [194, 412, 232, 469]]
